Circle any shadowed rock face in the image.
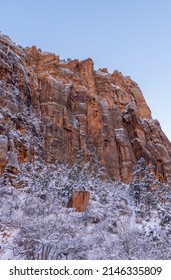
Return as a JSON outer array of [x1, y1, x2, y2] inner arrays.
[[0, 34, 171, 184]]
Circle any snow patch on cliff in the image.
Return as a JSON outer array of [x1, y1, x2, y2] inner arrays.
[[115, 128, 127, 141]]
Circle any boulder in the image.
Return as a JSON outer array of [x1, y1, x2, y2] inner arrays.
[[67, 191, 90, 212]]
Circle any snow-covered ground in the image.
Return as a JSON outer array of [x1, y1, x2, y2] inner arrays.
[[0, 158, 171, 260]]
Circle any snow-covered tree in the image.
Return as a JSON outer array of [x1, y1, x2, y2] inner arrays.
[[0, 158, 171, 260]]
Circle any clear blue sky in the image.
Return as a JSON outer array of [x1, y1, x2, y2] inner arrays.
[[1, 0, 171, 140]]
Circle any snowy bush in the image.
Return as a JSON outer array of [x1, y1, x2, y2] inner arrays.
[[0, 157, 171, 259]]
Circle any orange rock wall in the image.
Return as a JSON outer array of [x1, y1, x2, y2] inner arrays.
[[0, 35, 171, 184]]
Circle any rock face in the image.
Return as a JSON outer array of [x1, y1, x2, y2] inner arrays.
[[67, 191, 90, 212], [0, 34, 171, 185]]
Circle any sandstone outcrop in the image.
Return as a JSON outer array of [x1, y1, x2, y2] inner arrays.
[[67, 191, 90, 212], [0, 34, 171, 184]]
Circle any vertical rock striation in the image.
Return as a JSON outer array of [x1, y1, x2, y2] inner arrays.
[[0, 34, 171, 184]]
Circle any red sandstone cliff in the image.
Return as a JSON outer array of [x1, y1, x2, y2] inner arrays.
[[0, 35, 171, 184]]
